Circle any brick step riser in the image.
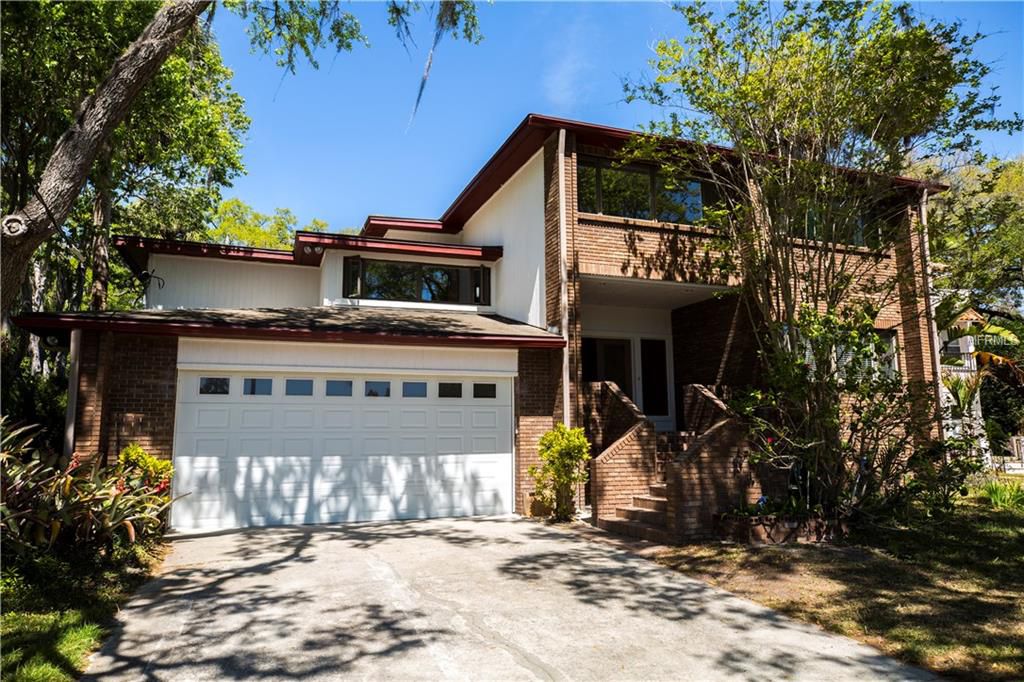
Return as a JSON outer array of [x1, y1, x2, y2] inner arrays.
[[632, 495, 667, 512], [615, 506, 666, 526], [596, 517, 670, 544], [648, 484, 667, 497]]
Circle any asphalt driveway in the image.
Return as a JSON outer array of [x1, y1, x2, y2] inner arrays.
[[85, 517, 930, 681]]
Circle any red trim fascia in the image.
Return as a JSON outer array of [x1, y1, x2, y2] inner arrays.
[[294, 232, 502, 263], [361, 216, 445, 238], [12, 314, 565, 349], [113, 235, 305, 269], [438, 113, 947, 234]]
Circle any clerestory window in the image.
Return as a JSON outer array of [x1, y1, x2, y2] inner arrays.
[[344, 257, 491, 305]]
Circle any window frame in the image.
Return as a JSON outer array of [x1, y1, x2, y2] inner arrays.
[[438, 382, 463, 398], [199, 377, 230, 396], [242, 377, 273, 396], [402, 381, 428, 398], [325, 379, 354, 397], [577, 155, 704, 226], [344, 256, 491, 306], [284, 378, 314, 397], [364, 380, 392, 398], [472, 382, 497, 399]]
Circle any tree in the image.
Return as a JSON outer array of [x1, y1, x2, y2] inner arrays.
[[625, 0, 1021, 521], [931, 158, 1024, 317], [0, 0, 482, 315], [209, 198, 327, 250]]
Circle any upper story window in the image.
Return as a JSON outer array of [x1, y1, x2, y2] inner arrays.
[[577, 156, 704, 225], [344, 256, 491, 305]]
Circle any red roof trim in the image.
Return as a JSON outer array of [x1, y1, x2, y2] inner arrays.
[[437, 113, 948, 234], [13, 314, 565, 349], [113, 236, 306, 275], [293, 232, 502, 264], [362, 216, 445, 238]]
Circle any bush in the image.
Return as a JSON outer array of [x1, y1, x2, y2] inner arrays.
[[118, 442, 173, 492], [1, 420, 172, 559], [529, 423, 591, 522], [979, 479, 1024, 511]]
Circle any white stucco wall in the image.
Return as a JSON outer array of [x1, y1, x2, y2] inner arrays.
[[459, 150, 546, 327], [146, 255, 319, 310]]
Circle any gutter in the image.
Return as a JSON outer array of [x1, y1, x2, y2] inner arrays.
[[919, 189, 945, 439], [558, 128, 571, 426]]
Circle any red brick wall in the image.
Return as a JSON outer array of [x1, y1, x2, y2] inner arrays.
[[515, 348, 561, 513], [583, 381, 659, 522], [671, 295, 761, 426], [74, 331, 178, 462]]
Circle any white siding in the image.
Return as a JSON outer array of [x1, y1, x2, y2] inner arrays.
[[177, 338, 518, 376], [147, 255, 319, 310], [580, 304, 672, 337], [460, 150, 546, 327]]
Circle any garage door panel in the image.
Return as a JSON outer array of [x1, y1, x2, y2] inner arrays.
[[172, 370, 513, 531]]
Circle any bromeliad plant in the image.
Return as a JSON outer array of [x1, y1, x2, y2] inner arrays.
[[0, 420, 173, 558]]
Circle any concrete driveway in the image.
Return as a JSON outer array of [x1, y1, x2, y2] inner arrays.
[[85, 517, 929, 681]]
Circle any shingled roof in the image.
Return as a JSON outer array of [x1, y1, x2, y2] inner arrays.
[[14, 306, 564, 349]]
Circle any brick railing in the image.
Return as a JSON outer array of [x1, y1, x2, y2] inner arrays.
[[582, 382, 658, 524], [665, 385, 776, 540]]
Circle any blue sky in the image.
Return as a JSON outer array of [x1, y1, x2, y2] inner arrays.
[[213, 1, 1024, 232]]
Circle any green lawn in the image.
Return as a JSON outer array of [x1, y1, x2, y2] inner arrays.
[[655, 487, 1024, 680], [1, 545, 164, 682]]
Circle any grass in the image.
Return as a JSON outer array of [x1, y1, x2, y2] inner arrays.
[[1, 544, 164, 682], [655, 490, 1024, 680]]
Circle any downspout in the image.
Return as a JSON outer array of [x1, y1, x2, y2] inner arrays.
[[63, 329, 82, 457], [918, 189, 945, 439], [558, 128, 571, 426]]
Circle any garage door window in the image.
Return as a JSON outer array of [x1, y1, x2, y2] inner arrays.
[[473, 383, 497, 399], [325, 379, 353, 397], [285, 379, 313, 396], [365, 380, 391, 397], [438, 382, 462, 398], [199, 377, 230, 395], [402, 381, 427, 398], [243, 378, 273, 396]]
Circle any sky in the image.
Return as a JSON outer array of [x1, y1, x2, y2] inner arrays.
[[212, 1, 1024, 232]]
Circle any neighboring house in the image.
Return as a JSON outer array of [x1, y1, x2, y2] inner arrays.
[[15, 114, 946, 539], [937, 308, 992, 464]]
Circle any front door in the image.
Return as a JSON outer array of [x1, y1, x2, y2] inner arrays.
[[582, 336, 674, 430]]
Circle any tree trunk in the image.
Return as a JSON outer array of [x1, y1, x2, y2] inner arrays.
[[90, 150, 114, 311], [0, 0, 210, 316], [28, 258, 48, 374]]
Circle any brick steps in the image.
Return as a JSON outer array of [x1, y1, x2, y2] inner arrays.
[[614, 505, 664, 524], [632, 494, 667, 512], [598, 482, 670, 544], [596, 517, 670, 544]]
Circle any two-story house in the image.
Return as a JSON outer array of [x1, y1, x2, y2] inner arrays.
[[16, 114, 945, 538]]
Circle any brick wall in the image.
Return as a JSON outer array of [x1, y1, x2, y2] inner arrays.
[[583, 382, 659, 523], [74, 331, 178, 462], [515, 348, 561, 513], [671, 295, 761, 426]]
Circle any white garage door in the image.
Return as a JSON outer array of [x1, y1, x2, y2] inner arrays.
[[171, 370, 514, 531]]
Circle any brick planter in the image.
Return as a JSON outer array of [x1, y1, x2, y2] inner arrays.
[[713, 513, 847, 544]]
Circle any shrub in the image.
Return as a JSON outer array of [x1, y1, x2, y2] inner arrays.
[[1, 420, 171, 559], [118, 442, 173, 492], [979, 479, 1024, 511], [529, 423, 591, 522]]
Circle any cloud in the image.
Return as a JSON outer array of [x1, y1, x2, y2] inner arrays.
[[542, 15, 595, 113]]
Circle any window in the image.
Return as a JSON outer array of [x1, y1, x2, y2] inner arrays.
[[403, 381, 427, 398], [364, 381, 391, 397], [243, 378, 272, 396], [837, 330, 899, 379], [344, 256, 491, 305], [795, 203, 892, 249], [438, 382, 462, 398], [285, 379, 313, 396], [473, 383, 497, 399], [577, 155, 704, 225], [325, 379, 353, 397], [199, 377, 229, 395]]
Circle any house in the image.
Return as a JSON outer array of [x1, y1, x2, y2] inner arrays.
[[15, 114, 946, 539]]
